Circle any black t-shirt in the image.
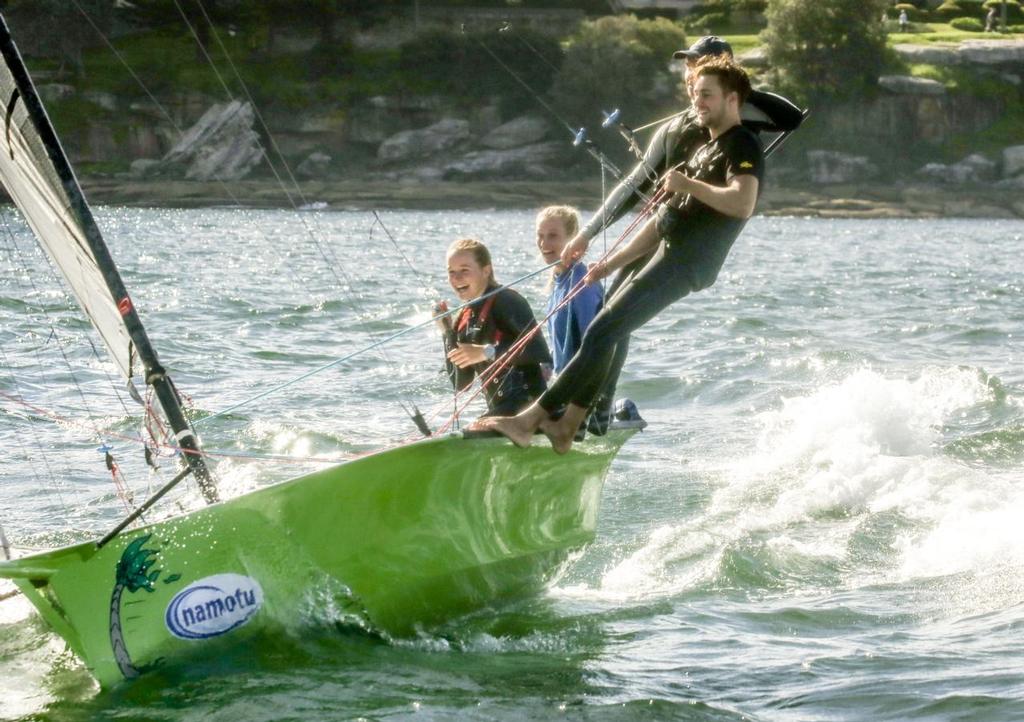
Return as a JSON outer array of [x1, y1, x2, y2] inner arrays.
[[444, 285, 550, 415], [658, 123, 764, 290]]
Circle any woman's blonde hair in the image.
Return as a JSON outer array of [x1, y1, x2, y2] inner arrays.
[[536, 205, 580, 238], [447, 237, 495, 284]]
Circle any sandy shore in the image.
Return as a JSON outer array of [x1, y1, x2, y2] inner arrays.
[[78, 177, 1024, 219]]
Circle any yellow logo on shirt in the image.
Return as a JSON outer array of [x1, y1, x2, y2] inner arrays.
[[740, 161, 753, 168]]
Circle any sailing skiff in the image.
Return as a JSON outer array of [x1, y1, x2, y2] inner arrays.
[[0, 15, 640, 688]]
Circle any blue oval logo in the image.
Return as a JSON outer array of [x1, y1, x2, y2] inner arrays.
[[165, 573, 264, 640]]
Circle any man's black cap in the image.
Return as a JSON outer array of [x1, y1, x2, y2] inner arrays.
[[672, 36, 733, 60]]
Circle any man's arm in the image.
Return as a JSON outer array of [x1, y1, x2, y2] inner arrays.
[[585, 215, 661, 284], [576, 120, 672, 244], [663, 171, 759, 219]]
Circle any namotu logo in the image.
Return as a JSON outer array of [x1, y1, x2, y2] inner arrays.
[[165, 573, 264, 640]]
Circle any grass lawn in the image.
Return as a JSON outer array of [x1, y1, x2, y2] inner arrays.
[[891, 21, 1024, 42], [722, 23, 1022, 52]]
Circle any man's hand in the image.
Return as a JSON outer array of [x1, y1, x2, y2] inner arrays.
[[447, 343, 487, 368], [584, 259, 610, 285], [662, 169, 692, 196], [560, 233, 589, 267]]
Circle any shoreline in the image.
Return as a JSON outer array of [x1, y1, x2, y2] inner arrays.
[[76, 178, 1024, 219]]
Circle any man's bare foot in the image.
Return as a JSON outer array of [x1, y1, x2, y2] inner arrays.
[[477, 415, 537, 448], [539, 417, 576, 454]]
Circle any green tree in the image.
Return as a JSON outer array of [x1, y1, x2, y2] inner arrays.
[[4, 0, 115, 77], [550, 15, 688, 140], [398, 26, 564, 116], [761, 0, 889, 104]]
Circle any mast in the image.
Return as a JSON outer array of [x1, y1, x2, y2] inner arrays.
[[0, 15, 217, 503]]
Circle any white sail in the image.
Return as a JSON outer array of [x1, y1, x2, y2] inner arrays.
[[0, 50, 134, 380]]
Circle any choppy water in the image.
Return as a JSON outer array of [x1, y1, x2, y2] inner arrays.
[[1, 208, 1023, 721]]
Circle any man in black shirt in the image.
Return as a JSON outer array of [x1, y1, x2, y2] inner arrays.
[[577, 36, 801, 435], [482, 58, 764, 452]]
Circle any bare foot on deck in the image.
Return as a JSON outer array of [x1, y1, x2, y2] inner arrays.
[[474, 415, 537, 448], [539, 417, 576, 454]]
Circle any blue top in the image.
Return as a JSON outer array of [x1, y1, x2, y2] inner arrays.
[[546, 262, 603, 373]]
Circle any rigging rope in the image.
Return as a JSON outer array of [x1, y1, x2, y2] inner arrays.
[[73, 0, 434, 435], [196, 260, 559, 425], [181, 0, 441, 426], [468, 25, 623, 180]]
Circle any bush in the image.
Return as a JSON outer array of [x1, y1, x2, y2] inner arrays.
[[894, 2, 927, 20], [398, 26, 563, 115], [956, 0, 988, 17], [934, 1, 962, 16], [951, 16, 986, 29], [686, 11, 730, 31], [762, 0, 889, 104], [550, 15, 687, 138], [983, 0, 1024, 21]]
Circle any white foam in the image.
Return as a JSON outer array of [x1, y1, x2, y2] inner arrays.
[[574, 366, 1020, 603], [722, 366, 993, 524]]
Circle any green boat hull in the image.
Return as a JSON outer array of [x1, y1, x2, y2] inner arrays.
[[0, 429, 636, 687]]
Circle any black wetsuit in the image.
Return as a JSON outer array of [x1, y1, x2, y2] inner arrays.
[[444, 285, 551, 417], [539, 123, 765, 414], [582, 92, 801, 431], [580, 110, 708, 432]]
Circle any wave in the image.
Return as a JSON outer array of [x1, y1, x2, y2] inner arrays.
[[577, 366, 1024, 608]]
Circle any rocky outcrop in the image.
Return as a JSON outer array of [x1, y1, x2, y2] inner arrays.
[[893, 39, 1024, 68], [37, 84, 74, 103], [737, 46, 769, 68], [442, 141, 566, 179], [892, 43, 961, 66], [377, 118, 471, 163], [296, 151, 331, 178], [481, 115, 551, 150], [1003, 144, 1024, 177], [878, 75, 945, 96], [807, 150, 879, 184], [960, 39, 1024, 66], [155, 101, 265, 181], [826, 86, 1003, 146], [917, 153, 998, 184], [348, 95, 444, 146]]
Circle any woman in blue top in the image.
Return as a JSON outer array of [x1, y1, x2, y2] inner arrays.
[[535, 206, 603, 374]]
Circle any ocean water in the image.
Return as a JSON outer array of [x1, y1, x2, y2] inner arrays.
[[1, 207, 1023, 721]]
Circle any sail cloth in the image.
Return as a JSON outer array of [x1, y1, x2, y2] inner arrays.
[[0, 26, 135, 380]]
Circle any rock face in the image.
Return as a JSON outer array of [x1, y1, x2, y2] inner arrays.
[[296, 151, 331, 178], [1003, 145, 1024, 178], [481, 115, 551, 150], [917, 154, 998, 184], [377, 118, 471, 162], [37, 84, 75, 103], [825, 88, 1002, 146], [158, 101, 265, 181], [893, 39, 1024, 68], [443, 141, 566, 179], [807, 150, 879, 184], [878, 75, 945, 96], [960, 39, 1024, 66]]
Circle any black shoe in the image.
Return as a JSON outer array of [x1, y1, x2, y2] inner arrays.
[[586, 397, 613, 436]]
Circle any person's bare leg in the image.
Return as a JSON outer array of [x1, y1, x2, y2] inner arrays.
[[474, 402, 548, 448], [539, 403, 588, 454]]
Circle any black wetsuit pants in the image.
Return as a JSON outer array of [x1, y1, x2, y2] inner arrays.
[[539, 240, 699, 413], [586, 252, 648, 422]]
